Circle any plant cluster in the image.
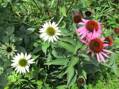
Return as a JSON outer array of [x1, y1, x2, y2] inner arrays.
[[0, 0, 119, 89]]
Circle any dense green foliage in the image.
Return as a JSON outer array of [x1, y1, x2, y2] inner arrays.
[[0, 0, 119, 89]]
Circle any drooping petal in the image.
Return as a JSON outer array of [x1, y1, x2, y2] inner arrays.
[[96, 53, 101, 62], [98, 53, 105, 62]]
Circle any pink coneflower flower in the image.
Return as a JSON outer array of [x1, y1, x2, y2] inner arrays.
[[76, 19, 102, 43], [88, 38, 112, 62]]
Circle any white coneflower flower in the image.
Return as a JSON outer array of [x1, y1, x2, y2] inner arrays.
[[0, 43, 16, 58], [39, 21, 61, 42], [11, 53, 34, 74]]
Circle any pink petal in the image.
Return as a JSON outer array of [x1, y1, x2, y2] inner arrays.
[[101, 37, 105, 41], [101, 52, 109, 58], [98, 53, 106, 62], [98, 23, 102, 30], [93, 30, 98, 38], [103, 49, 112, 54], [78, 22, 85, 25], [82, 19, 88, 23], [103, 44, 109, 47], [80, 28, 87, 35], [77, 27, 86, 34], [80, 34, 86, 39], [80, 39, 87, 44], [96, 54, 101, 62]]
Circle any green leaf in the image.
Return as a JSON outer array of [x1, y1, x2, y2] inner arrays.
[[80, 0, 90, 8], [69, 72, 77, 87], [114, 37, 119, 44], [27, 28, 35, 34], [56, 85, 67, 89], [42, 83, 51, 89], [37, 80, 43, 89], [71, 83, 78, 89], [67, 66, 75, 86], [52, 49, 66, 58], [58, 41, 75, 53], [66, 57, 78, 87], [80, 70, 87, 79], [0, 67, 4, 75], [6, 25, 15, 35], [80, 54, 90, 61], [50, 0, 55, 8], [41, 42, 50, 54], [17, 46, 26, 53], [45, 58, 69, 65], [59, 6, 67, 16], [69, 56, 79, 67], [46, 53, 52, 62], [60, 37, 76, 46], [73, 41, 82, 54]]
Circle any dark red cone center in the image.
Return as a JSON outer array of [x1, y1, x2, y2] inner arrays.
[[73, 12, 83, 23], [86, 20, 99, 32], [114, 28, 119, 35], [89, 38, 104, 53]]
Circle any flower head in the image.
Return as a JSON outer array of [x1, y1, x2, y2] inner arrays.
[[39, 21, 61, 43], [89, 38, 103, 53], [104, 36, 113, 46], [86, 20, 99, 32], [77, 76, 86, 86], [88, 38, 112, 62], [76, 19, 102, 43], [114, 28, 119, 35], [0, 43, 16, 58], [72, 11, 83, 23], [11, 53, 34, 74], [85, 10, 92, 17]]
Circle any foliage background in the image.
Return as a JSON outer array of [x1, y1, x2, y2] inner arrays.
[[0, 0, 119, 89]]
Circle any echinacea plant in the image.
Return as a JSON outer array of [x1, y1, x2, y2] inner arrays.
[[0, 0, 119, 89]]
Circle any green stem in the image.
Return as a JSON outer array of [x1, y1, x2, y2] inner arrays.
[[66, 0, 75, 14], [57, 16, 64, 25], [32, 0, 41, 10]]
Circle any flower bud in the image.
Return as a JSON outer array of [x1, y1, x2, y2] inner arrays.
[[72, 11, 83, 23]]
